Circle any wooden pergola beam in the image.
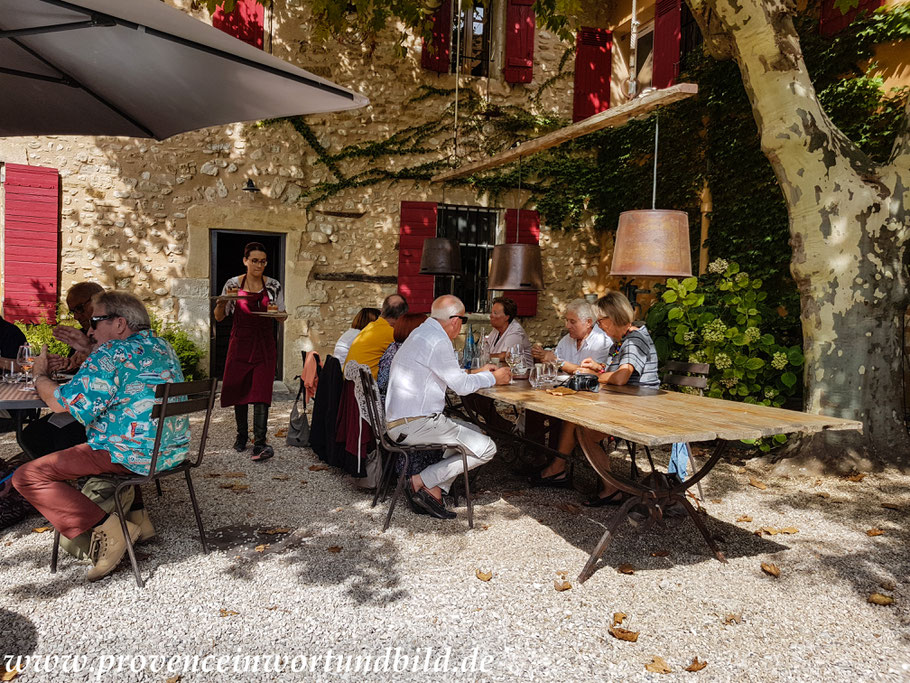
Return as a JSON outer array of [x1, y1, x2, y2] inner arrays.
[[431, 83, 699, 183]]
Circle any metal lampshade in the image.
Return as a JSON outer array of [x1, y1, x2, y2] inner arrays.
[[487, 244, 545, 291], [419, 238, 462, 275], [610, 209, 692, 277]]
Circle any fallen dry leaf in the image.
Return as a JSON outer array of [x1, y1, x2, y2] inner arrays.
[[845, 472, 866, 482], [222, 471, 247, 478], [262, 527, 292, 535], [326, 546, 342, 553], [608, 626, 639, 642], [756, 526, 779, 536], [761, 562, 781, 578], [880, 580, 897, 591], [722, 613, 742, 625], [556, 502, 583, 515], [308, 464, 330, 472], [274, 428, 288, 437], [749, 478, 767, 490], [685, 657, 708, 672], [219, 609, 239, 617], [205, 472, 222, 478], [31, 526, 52, 534], [219, 483, 248, 492], [736, 515, 752, 523], [475, 569, 493, 582], [254, 544, 269, 553], [271, 474, 290, 481], [1, 667, 20, 682], [166, 676, 181, 683], [617, 563, 635, 575], [816, 492, 831, 499], [868, 593, 894, 606], [881, 502, 902, 511], [645, 656, 672, 674], [650, 550, 670, 558], [866, 528, 885, 537], [612, 612, 627, 626], [780, 527, 799, 534], [299, 480, 308, 485], [554, 580, 572, 592], [710, 499, 723, 504]]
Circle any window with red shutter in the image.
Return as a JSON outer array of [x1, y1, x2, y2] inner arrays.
[[653, 0, 681, 89], [503, 0, 535, 84], [819, 0, 884, 37], [213, 0, 264, 49], [397, 202, 437, 314], [422, 0, 453, 73], [501, 209, 539, 317], [2, 163, 59, 324], [573, 27, 612, 123]]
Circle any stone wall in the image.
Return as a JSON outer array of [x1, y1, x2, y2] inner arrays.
[[0, 1, 614, 385]]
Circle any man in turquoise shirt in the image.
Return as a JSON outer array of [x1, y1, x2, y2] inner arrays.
[[13, 291, 188, 581]]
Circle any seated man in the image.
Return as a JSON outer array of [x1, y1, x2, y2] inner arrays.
[[20, 282, 103, 458], [385, 295, 511, 519], [345, 293, 408, 378], [13, 291, 189, 581]]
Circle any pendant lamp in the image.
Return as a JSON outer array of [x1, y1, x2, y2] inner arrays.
[[609, 116, 692, 279], [419, 237, 462, 276]]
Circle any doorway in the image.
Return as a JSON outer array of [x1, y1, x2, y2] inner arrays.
[[210, 230, 286, 380]]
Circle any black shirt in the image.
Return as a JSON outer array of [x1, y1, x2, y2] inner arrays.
[[0, 317, 26, 359]]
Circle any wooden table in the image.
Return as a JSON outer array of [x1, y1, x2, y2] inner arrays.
[[0, 381, 46, 460], [477, 381, 862, 582]]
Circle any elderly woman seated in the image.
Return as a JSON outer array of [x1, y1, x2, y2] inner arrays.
[[484, 296, 532, 366], [532, 291, 660, 506], [333, 307, 380, 365]]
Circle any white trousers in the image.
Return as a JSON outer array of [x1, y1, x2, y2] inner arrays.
[[387, 413, 496, 493]]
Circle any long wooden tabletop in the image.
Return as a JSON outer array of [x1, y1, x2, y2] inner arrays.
[[0, 382, 45, 410], [477, 382, 862, 447]]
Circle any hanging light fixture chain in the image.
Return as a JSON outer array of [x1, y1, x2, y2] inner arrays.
[[652, 113, 659, 210], [453, 0, 462, 161]]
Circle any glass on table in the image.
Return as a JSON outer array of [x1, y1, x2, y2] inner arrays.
[[470, 357, 485, 372], [16, 345, 34, 391], [528, 364, 544, 389]]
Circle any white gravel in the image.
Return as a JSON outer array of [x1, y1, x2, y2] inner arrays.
[[0, 402, 907, 682]]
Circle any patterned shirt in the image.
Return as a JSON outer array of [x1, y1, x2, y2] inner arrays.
[[605, 325, 660, 387], [220, 275, 284, 315], [55, 330, 189, 475]]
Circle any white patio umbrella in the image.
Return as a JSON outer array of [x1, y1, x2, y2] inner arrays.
[[0, 0, 368, 139]]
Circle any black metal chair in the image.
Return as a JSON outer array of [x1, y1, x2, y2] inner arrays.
[[355, 367, 475, 530], [50, 378, 217, 587]]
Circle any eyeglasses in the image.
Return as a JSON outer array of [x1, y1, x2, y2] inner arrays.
[[597, 317, 611, 325], [450, 315, 468, 324], [90, 313, 119, 330], [248, 258, 268, 265]]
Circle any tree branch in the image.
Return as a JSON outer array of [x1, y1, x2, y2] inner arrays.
[[685, 1, 735, 60]]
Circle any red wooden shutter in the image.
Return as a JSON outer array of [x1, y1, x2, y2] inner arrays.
[[653, 0, 681, 89], [572, 27, 612, 123], [819, 0, 884, 36], [502, 209, 539, 316], [421, 0, 452, 73], [503, 0, 535, 84], [213, 0, 264, 49], [2, 164, 59, 323], [398, 202, 437, 314]]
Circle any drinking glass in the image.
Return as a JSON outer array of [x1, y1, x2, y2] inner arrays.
[[545, 362, 559, 386], [528, 364, 544, 389], [470, 357, 485, 372], [17, 345, 34, 391]]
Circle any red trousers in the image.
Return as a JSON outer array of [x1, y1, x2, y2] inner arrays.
[[12, 443, 134, 539]]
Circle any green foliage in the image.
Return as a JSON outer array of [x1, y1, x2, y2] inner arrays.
[[15, 317, 78, 357], [647, 260, 805, 450], [150, 315, 207, 381]]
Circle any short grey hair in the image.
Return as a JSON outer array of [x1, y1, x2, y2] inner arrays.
[[564, 298, 595, 324], [92, 291, 151, 331], [430, 295, 464, 321]]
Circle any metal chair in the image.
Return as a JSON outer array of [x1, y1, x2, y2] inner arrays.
[[355, 367, 475, 530], [50, 378, 217, 587]]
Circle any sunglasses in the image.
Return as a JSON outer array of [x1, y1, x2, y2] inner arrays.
[[90, 313, 119, 330], [450, 315, 468, 324]]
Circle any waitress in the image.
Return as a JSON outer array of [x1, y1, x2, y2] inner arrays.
[[214, 241, 287, 461]]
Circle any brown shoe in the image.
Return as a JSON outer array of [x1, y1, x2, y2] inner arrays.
[[85, 516, 141, 582], [127, 508, 156, 544]]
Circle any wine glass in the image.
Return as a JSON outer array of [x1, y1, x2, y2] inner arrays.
[[17, 345, 34, 391], [505, 345, 523, 383], [528, 364, 544, 389]]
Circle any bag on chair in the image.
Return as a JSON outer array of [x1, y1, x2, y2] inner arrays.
[[287, 378, 311, 447]]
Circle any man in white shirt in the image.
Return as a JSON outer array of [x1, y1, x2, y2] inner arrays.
[[532, 298, 612, 373], [385, 295, 511, 519]]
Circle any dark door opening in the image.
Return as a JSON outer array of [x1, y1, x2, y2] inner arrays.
[[210, 230, 286, 381]]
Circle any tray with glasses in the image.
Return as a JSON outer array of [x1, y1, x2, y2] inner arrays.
[[210, 291, 258, 301], [251, 310, 286, 318]]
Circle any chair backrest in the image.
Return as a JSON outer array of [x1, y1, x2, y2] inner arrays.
[[356, 366, 396, 451], [147, 377, 218, 477], [662, 360, 710, 393]]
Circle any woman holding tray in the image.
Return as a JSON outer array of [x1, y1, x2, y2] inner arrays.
[[214, 241, 287, 461]]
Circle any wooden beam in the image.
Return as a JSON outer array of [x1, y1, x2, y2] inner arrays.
[[431, 83, 699, 183], [312, 272, 397, 284]]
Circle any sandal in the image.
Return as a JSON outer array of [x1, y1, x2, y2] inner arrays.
[[582, 489, 627, 507]]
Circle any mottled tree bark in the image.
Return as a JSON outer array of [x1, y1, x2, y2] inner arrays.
[[688, 0, 910, 468]]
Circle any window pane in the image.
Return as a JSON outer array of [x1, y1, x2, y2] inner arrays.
[[434, 204, 498, 313]]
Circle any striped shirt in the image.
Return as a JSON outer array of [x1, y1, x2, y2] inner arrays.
[[606, 325, 660, 387]]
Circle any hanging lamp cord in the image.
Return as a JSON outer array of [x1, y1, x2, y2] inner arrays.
[[652, 114, 659, 210]]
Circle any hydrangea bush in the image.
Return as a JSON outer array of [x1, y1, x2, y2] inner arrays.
[[647, 260, 805, 449]]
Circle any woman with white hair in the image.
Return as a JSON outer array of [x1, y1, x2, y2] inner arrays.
[[531, 298, 612, 374]]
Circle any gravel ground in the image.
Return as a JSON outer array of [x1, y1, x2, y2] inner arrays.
[[0, 401, 908, 682]]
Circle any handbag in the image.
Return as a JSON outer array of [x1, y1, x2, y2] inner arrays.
[[561, 373, 600, 392], [287, 378, 311, 447]]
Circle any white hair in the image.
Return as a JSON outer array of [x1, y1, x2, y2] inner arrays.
[[564, 298, 595, 324], [430, 295, 464, 321]]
